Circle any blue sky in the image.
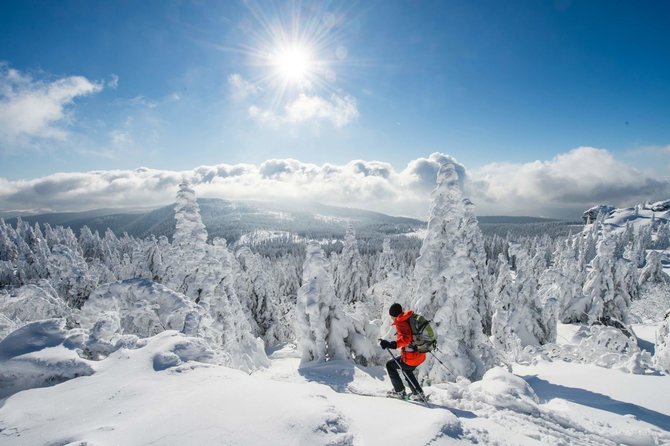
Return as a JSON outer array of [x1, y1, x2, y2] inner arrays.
[[0, 0, 669, 217]]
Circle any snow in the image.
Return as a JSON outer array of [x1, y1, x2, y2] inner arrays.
[[314, 214, 350, 224], [590, 205, 669, 236], [2, 323, 669, 445], [0, 319, 94, 399], [514, 361, 670, 444], [235, 229, 294, 245], [402, 228, 427, 239]]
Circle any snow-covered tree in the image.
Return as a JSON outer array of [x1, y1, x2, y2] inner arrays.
[[369, 239, 408, 315], [582, 238, 633, 327], [333, 224, 367, 305], [639, 250, 670, 286], [579, 229, 598, 270], [194, 239, 269, 371], [491, 255, 518, 352], [147, 184, 269, 371], [411, 162, 497, 382], [463, 199, 493, 335], [655, 222, 670, 250], [0, 220, 19, 287], [0, 220, 19, 264], [654, 311, 670, 372], [236, 246, 292, 346], [80, 279, 203, 339], [542, 237, 586, 323], [296, 241, 349, 365], [0, 281, 70, 325], [632, 225, 653, 268], [47, 245, 97, 308], [373, 238, 397, 285], [492, 247, 556, 355], [101, 228, 122, 277], [79, 226, 103, 261], [164, 182, 208, 298]]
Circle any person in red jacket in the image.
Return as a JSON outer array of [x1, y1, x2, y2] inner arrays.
[[379, 303, 426, 399]]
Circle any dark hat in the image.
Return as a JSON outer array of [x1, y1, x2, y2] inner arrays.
[[389, 303, 403, 317]]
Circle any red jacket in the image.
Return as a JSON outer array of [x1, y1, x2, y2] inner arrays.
[[392, 310, 426, 367]]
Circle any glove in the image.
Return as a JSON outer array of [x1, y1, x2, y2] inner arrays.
[[379, 340, 397, 349]]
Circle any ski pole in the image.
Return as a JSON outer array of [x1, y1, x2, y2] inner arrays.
[[385, 348, 424, 400], [430, 348, 455, 377]]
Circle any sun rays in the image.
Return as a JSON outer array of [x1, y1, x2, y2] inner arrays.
[[226, 1, 355, 112]]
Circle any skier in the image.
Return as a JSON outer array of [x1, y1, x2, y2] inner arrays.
[[379, 303, 426, 400]]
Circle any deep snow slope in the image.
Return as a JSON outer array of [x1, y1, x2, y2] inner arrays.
[[1, 328, 669, 446]]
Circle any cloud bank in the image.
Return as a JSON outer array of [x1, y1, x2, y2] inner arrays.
[[0, 64, 103, 146], [472, 147, 670, 217], [1, 148, 668, 219]]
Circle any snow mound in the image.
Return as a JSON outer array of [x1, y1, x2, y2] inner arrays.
[[0, 331, 360, 446], [79, 278, 204, 339], [0, 318, 70, 360], [0, 319, 94, 398], [152, 334, 215, 371], [467, 367, 540, 415]]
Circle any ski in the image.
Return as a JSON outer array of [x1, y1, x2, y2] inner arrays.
[[345, 387, 432, 407]]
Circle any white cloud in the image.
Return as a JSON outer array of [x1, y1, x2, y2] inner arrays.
[[284, 93, 358, 127], [632, 144, 670, 155], [107, 74, 119, 89], [249, 93, 358, 128], [1, 148, 668, 219], [229, 72, 359, 128], [129, 95, 158, 108], [0, 64, 103, 146], [110, 130, 132, 146], [471, 147, 670, 217], [228, 73, 260, 100]]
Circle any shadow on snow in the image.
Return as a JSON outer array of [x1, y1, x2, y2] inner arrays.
[[298, 360, 385, 392], [524, 376, 670, 432]]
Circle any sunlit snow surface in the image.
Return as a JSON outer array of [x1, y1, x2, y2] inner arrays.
[[1, 324, 668, 445]]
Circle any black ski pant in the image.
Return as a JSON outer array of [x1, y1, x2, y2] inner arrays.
[[386, 357, 423, 394]]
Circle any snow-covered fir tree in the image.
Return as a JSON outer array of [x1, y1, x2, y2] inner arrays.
[[655, 221, 670, 249], [333, 224, 367, 305], [236, 246, 292, 346], [632, 225, 653, 268], [542, 237, 586, 323], [296, 241, 349, 365], [639, 250, 670, 286], [372, 238, 397, 285], [195, 238, 269, 371], [463, 199, 493, 335], [654, 311, 670, 372], [411, 161, 497, 382], [492, 246, 557, 356], [582, 237, 634, 327], [155, 184, 268, 370], [164, 181, 209, 298], [47, 244, 97, 309], [491, 255, 518, 352]]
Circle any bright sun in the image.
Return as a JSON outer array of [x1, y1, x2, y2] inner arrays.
[[271, 45, 314, 84]]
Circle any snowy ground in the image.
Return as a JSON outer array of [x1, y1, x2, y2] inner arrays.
[[1, 324, 668, 445]]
